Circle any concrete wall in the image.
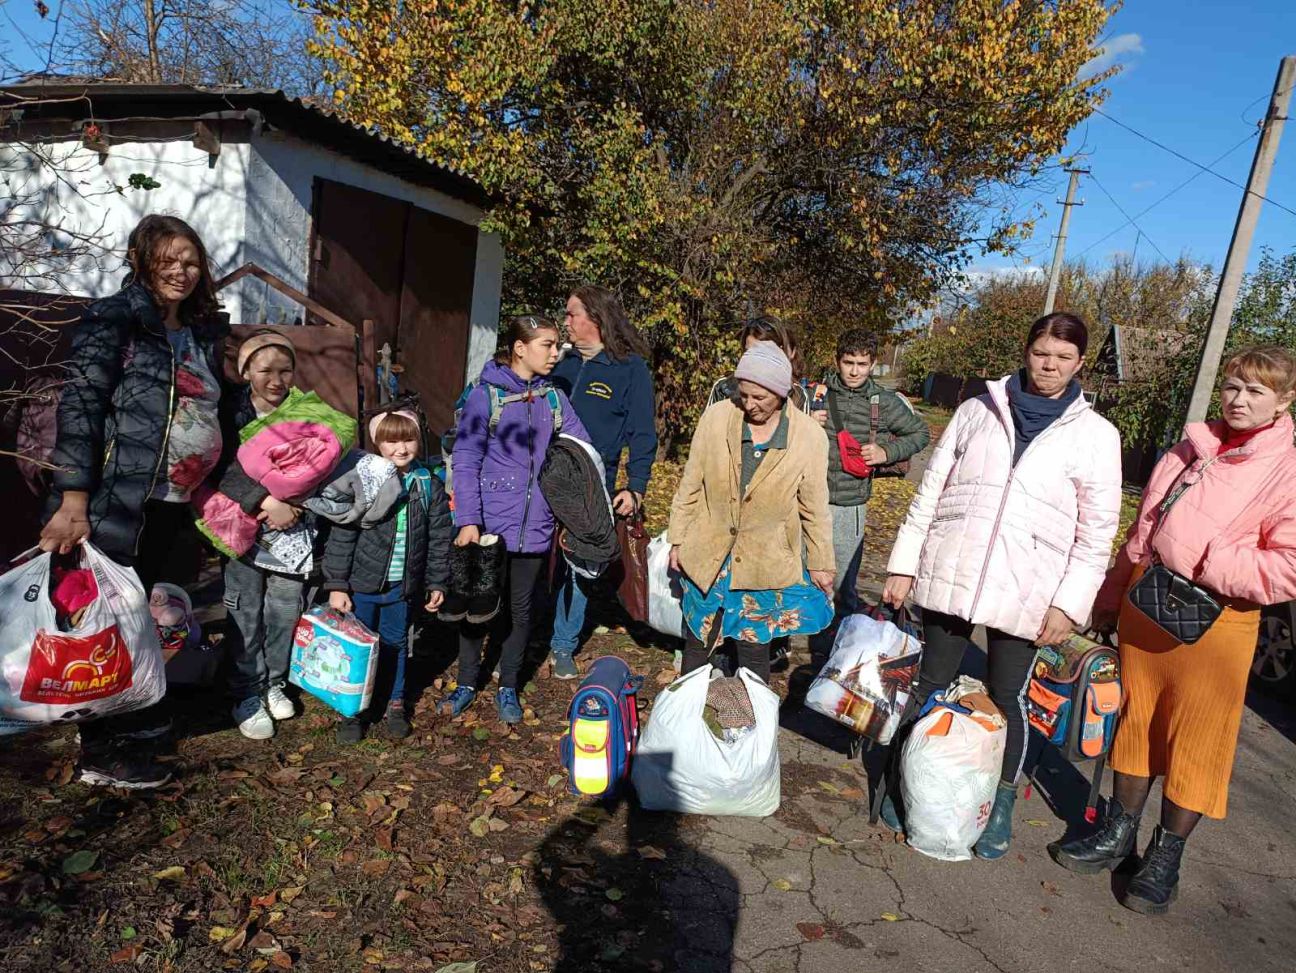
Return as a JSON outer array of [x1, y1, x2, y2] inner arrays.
[[0, 138, 251, 309]]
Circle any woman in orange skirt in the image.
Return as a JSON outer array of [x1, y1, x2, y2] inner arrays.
[[1051, 346, 1296, 915]]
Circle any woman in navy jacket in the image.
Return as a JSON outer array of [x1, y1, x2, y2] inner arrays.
[[549, 285, 657, 677]]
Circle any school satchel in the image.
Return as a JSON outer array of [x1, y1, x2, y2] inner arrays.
[[868, 394, 910, 478], [1026, 633, 1121, 763]]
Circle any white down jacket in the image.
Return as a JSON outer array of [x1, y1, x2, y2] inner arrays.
[[887, 376, 1123, 640]]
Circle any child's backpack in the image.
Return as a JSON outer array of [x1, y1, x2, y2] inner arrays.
[[441, 379, 564, 479], [1026, 633, 1121, 822], [560, 656, 643, 798], [1026, 633, 1121, 762]]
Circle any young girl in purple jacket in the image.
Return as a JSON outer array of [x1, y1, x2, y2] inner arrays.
[[441, 316, 589, 723]]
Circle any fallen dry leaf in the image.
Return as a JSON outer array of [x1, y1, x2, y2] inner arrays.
[[796, 922, 825, 941], [110, 945, 142, 964], [636, 845, 667, 861], [279, 886, 304, 904], [361, 859, 391, 877], [485, 785, 528, 808], [152, 865, 187, 882]]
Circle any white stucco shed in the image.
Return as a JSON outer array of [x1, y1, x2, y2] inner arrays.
[[0, 82, 502, 424]]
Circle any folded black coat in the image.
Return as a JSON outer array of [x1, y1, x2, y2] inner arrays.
[[539, 435, 620, 568]]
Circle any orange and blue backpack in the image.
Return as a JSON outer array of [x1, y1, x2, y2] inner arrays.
[[560, 656, 643, 798], [1026, 633, 1122, 820]]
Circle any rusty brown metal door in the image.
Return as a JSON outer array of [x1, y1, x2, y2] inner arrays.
[[397, 207, 478, 433], [309, 178, 478, 436], [308, 178, 407, 355]]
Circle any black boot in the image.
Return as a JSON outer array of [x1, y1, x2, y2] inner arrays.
[[466, 539, 505, 624], [1121, 826, 1185, 916], [439, 546, 473, 622], [1048, 798, 1140, 874]]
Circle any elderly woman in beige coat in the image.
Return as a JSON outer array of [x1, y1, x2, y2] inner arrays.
[[668, 342, 835, 683]]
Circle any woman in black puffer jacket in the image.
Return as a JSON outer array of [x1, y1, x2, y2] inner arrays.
[[38, 214, 234, 790]]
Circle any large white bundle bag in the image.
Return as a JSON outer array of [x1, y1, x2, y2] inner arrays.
[[900, 686, 1006, 861], [805, 612, 922, 744], [0, 544, 165, 734], [646, 531, 684, 639], [632, 666, 780, 816]]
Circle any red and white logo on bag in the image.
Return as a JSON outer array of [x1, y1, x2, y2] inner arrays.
[[20, 626, 134, 704]]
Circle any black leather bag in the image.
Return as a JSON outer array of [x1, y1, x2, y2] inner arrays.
[[1125, 457, 1223, 645], [1126, 563, 1221, 645]]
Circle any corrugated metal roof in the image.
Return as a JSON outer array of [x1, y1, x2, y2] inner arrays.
[[0, 80, 491, 208]]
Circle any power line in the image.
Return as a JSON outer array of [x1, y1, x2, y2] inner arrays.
[[1086, 172, 1171, 263], [1075, 130, 1259, 259], [1093, 107, 1296, 218]]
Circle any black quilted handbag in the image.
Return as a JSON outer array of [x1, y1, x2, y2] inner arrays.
[[1127, 563, 1221, 645], [1125, 455, 1225, 645]]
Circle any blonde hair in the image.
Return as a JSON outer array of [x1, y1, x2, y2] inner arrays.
[[1222, 345, 1296, 396]]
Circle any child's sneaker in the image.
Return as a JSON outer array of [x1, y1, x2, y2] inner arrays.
[[234, 696, 274, 740], [265, 684, 295, 721], [439, 686, 477, 716], [385, 701, 411, 739], [550, 650, 578, 680], [495, 687, 523, 725], [336, 717, 364, 745]]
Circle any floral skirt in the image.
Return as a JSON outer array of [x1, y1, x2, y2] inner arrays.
[[682, 558, 833, 645]]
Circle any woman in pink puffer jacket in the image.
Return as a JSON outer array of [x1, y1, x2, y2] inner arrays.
[[880, 312, 1123, 859]]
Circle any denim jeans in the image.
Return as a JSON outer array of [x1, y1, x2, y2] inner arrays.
[[352, 582, 409, 709], [550, 566, 595, 656], [224, 556, 305, 702]]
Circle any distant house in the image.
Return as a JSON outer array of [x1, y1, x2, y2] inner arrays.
[[1091, 322, 1193, 394], [0, 80, 503, 430]]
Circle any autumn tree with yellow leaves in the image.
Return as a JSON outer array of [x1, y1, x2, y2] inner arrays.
[[308, 0, 1115, 444]]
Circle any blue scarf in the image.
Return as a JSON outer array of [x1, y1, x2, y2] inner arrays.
[[1006, 370, 1080, 464]]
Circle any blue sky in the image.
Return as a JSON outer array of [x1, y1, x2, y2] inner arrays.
[[5, 0, 1295, 280], [975, 0, 1296, 279]]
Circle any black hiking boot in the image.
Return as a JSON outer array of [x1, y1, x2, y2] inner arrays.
[[1048, 798, 1140, 874], [1121, 826, 1185, 916]]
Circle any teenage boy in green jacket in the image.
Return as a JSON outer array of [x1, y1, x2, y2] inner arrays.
[[811, 329, 930, 647]]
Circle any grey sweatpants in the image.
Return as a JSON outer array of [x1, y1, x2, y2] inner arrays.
[[810, 503, 867, 663]]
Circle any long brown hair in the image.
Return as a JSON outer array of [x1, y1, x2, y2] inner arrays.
[[125, 214, 219, 325], [569, 284, 650, 361], [493, 314, 560, 365]]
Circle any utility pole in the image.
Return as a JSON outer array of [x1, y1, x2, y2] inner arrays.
[[1043, 168, 1087, 314], [1184, 55, 1295, 426]]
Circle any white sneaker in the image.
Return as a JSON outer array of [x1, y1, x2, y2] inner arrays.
[[265, 685, 295, 721], [234, 697, 274, 740]]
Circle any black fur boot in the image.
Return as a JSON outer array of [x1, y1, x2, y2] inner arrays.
[[439, 545, 473, 622], [466, 538, 505, 625]]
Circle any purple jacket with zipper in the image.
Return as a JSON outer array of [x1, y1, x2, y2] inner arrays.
[[452, 361, 590, 554]]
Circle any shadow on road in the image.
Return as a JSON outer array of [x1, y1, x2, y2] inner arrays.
[[534, 777, 739, 972]]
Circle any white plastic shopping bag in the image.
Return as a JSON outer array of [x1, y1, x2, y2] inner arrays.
[[632, 665, 781, 817], [646, 531, 684, 639], [805, 612, 922, 744], [900, 682, 1006, 861], [0, 543, 165, 734]]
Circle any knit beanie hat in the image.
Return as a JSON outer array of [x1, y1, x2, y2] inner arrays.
[[733, 340, 793, 398], [237, 331, 297, 376]]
